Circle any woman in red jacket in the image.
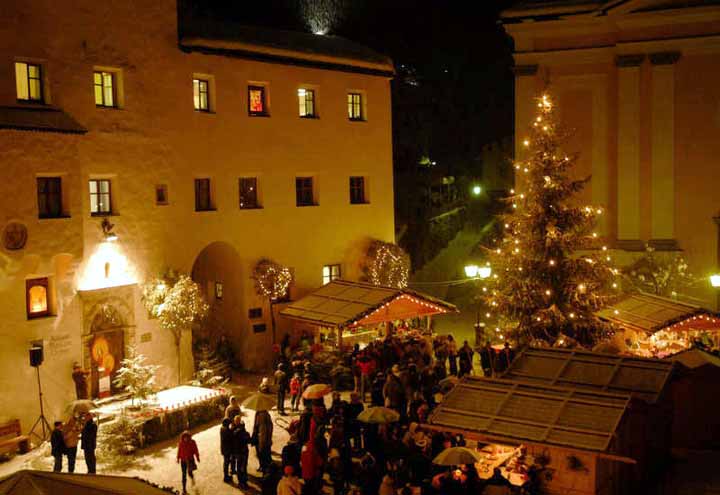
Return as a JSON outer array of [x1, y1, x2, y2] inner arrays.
[[176, 431, 200, 494]]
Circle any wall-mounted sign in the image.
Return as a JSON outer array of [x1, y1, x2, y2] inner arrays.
[[2, 222, 27, 250]]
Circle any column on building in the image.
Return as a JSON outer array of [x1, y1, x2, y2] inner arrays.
[[649, 52, 681, 250], [615, 55, 645, 251]]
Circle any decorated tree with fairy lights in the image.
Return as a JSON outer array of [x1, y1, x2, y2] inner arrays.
[[483, 93, 620, 347], [362, 240, 410, 289], [252, 258, 293, 343]]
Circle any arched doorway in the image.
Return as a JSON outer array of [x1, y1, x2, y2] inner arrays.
[[191, 242, 244, 360], [88, 304, 126, 398]]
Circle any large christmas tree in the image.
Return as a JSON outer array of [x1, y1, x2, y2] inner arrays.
[[483, 93, 619, 347]]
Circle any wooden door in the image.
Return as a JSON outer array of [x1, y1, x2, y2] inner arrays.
[[89, 329, 124, 398]]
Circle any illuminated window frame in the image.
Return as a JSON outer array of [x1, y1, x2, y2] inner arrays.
[[248, 85, 267, 116], [298, 88, 316, 118], [94, 71, 116, 108], [15, 62, 43, 103], [193, 78, 210, 112], [26, 277, 50, 319], [347, 92, 363, 121], [322, 264, 341, 285], [89, 179, 112, 216]]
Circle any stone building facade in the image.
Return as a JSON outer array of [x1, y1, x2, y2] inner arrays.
[[0, 0, 394, 432], [502, 0, 720, 307]]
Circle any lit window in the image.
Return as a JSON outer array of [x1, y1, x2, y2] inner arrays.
[[215, 282, 223, 300], [322, 264, 341, 285], [15, 62, 43, 102], [347, 92, 363, 120], [298, 88, 315, 117], [195, 178, 213, 211], [248, 86, 267, 116], [94, 71, 115, 107], [350, 176, 367, 204], [296, 177, 315, 207], [89, 179, 112, 216], [239, 177, 259, 209], [193, 78, 209, 111], [26, 278, 49, 319], [37, 177, 63, 218]]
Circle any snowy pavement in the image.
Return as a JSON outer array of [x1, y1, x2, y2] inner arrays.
[[0, 373, 297, 495]]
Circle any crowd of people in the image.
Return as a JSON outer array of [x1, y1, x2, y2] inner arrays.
[[210, 332, 529, 495]]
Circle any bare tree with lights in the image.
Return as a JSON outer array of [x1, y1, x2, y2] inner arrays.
[[361, 240, 410, 289], [252, 258, 293, 343], [483, 94, 619, 347], [142, 274, 208, 383]]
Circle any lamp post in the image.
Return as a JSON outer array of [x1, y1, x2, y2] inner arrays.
[[465, 263, 492, 345]]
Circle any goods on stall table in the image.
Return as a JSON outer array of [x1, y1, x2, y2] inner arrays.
[[475, 444, 532, 486]]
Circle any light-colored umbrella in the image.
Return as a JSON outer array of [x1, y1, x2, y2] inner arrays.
[[357, 406, 400, 424], [432, 446, 484, 466], [241, 393, 275, 412], [302, 383, 332, 400], [64, 400, 97, 417], [0, 470, 174, 495]]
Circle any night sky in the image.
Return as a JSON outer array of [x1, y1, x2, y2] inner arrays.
[[183, 1, 515, 225]]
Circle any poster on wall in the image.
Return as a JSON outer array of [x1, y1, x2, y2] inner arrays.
[[98, 366, 111, 398]]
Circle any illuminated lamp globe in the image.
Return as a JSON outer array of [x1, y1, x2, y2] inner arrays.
[[464, 264, 479, 278], [710, 274, 720, 288], [477, 266, 492, 279], [471, 185, 482, 196]]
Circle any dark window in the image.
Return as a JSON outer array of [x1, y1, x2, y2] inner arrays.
[[89, 179, 112, 215], [193, 79, 209, 111], [249, 307, 263, 319], [253, 323, 267, 333], [15, 62, 43, 102], [322, 264, 341, 285], [194, 178, 212, 211], [348, 92, 363, 120], [155, 184, 168, 205], [94, 71, 116, 107], [37, 177, 63, 218], [239, 177, 259, 209], [350, 176, 367, 204], [248, 86, 267, 116], [26, 277, 49, 319], [298, 88, 315, 117], [296, 177, 315, 207]]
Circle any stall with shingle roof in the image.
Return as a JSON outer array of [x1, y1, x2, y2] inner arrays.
[[502, 347, 674, 404], [426, 376, 647, 494], [597, 293, 720, 357], [279, 279, 457, 347]]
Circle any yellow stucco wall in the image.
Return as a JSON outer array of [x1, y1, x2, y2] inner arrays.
[[0, 0, 394, 432], [507, 4, 720, 309]]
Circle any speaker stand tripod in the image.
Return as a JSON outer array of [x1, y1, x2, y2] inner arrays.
[[29, 365, 51, 443]]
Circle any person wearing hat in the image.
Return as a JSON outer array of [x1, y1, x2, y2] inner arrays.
[[71, 362, 90, 400], [225, 396, 241, 422], [276, 464, 302, 495]]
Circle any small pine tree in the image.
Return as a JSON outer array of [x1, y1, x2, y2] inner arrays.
[[483, 93, 620, 347], [113, 346, 161, 407]]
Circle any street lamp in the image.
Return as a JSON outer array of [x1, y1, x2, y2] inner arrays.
[[471, 185, 482, 197], [464, 264, 479, 278], [465, 263, 492, 345], [478, 265, 492, 279], [711, 274, 720, 288]]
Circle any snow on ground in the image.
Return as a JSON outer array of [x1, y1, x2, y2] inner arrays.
[[0, 373, 297, 495]]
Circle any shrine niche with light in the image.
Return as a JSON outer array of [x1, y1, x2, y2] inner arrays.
[[26, 277, 50, 319]]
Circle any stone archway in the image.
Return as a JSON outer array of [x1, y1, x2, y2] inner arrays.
[[191, 242, 244, 364]]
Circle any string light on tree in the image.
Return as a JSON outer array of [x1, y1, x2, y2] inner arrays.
[[482, 92, 619, 347]]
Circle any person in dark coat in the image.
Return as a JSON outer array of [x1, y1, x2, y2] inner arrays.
[[281, 434, 302, 476], [80, 414, 97, 474], [274, 363, 289, 415], [371, 372, 385, 407], [458, 341, 474, 377], [252, 410, 274, 473], [220, 418, 233, 482], [232, 416, 251, 486], [383, 366, 406, 416], [496, 342, 516, 373], [345, 392, 364, 450], [486, 467, 512, 487], [50, 421, 65, 472], [447, 335, 458, 376], [479, 341, 495, 377]]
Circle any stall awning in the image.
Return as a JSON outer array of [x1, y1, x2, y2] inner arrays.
[[428, 376, 631, 456], [597, 293, 720, 334], [279, 279, 457, 328], [502, 347, 674, 404]]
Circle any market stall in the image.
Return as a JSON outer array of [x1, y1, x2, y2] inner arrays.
[[427, 376, 639, 495], [279, 279, 458, 350], [596, 293, 720, 357]]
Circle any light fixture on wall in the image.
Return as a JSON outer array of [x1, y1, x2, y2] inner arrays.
[[101, 218, 117, 242], [710, 274, 720, 288]]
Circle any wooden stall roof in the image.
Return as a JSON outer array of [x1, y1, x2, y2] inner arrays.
[[428, 376, 631, 455], [670, 348, 720, 370], [502, 347, 674, 404], [279, 279, 457, 329], [597, 293, 720, 334]]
